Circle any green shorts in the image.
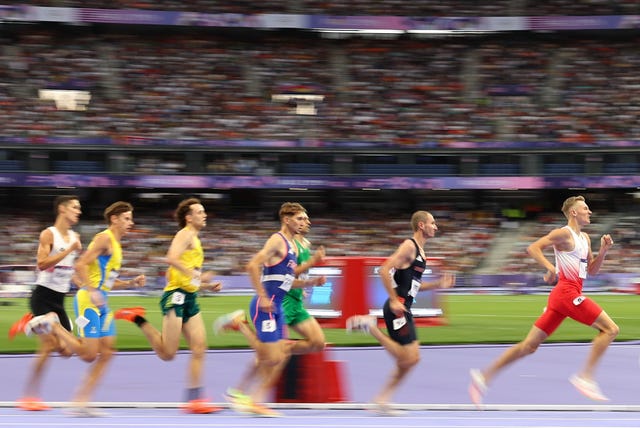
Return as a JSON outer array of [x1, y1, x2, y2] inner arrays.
[[160, 289, 200, 321], [283, 292, 311, 326]]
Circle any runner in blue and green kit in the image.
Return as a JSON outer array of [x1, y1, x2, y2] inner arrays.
[[283, 211, 326, 354]]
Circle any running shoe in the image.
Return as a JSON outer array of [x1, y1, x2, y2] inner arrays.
[[244, 402, 282, 418], [24, 313, 59, 336], [468, 368, 488, 408], [114, 306, 146, 323], [369, 402, 406, 416], [213, 310, 245, 335], [569, 374, 609, 401], [181, 398, 223, 414], [16, 397, 50, 411], [224, 388, 253, 414], [9, 312, 33, 340], [64, 406, 109, 417], [345, 315, 375, 333]]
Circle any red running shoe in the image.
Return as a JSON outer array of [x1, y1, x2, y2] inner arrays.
[[181, 399, 223, 414], [16, 397, 51, 411], [9, 312, 34, 340], [114, 306, 146, 323]]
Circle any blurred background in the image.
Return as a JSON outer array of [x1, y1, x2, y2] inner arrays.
[[1, 1, 640, 296]]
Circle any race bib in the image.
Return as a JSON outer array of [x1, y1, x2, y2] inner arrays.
[[75, 315, 89, 329], [579, 258, 587, 279], [191, 268, 202, 289], [392, 316, 407, 330], [409, 279, 421, 298], [261, 319, 276, 333], [104, 269, 119, 290], [278, 274, 295, 292], [171, 291, 185, 305]]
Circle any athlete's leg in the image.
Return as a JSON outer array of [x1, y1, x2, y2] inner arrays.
[[482, 325, 548, 384], [252, 340, 289, 404], [23, 334, 59, 398], [289, 316, 325, 354], [579, 310, 619, 381], [50, 322, 100, 362], [374, 339, 420, 405], [137, 309, 183, 361], [71, 335, 115, 407], [181, 312, 207, 391]]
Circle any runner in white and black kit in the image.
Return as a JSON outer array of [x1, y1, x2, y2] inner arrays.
[[9, 195, 82, 411], [346, 210, 455, 415]]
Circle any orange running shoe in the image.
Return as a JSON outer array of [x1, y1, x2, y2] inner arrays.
[[9, 312, 34, 340], [181, 398, 223, 414], [114, 306, 146, 323], [16, 397, 51, 411]]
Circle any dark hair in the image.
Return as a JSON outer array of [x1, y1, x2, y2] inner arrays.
[[174, 198, 201, 228], [53, 195, 79, 217], [103, 201, 133, 225]]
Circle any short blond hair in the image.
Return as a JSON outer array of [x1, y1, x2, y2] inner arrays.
[[411, 210, 432, 231], [561, 195, 585, 219]]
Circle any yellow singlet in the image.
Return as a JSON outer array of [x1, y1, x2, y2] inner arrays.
[[87, 229, 122, 291], [164, 233, 203, 293]]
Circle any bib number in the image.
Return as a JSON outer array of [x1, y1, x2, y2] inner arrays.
[[171, 291, 185, 305], [409, 279, 421, 298], [278, 274, 294, 292], [261, 319, 276, 333], [392, 316, 407, 330], [75, 315, 89, 329], [190, 268, 202, 289], [579, 259, 587, 279], [104, 269, 119, 290]]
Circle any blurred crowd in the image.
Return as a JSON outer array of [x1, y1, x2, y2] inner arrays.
[[2, 29, 640, 147], [14, 0, 640, 16], [0, 209, 498, 285], [2, 208, 639, 290]]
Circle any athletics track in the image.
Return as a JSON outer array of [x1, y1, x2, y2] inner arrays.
[[2, 342, 640, 427]]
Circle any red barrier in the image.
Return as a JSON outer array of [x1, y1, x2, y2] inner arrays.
[[275, 347, 348, 403], [307, 256, 444, 328]]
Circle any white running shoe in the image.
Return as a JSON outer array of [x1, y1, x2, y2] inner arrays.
[[468, 368, 488, 408], [64, 406, 109, 417], [212, 309, 245, 335], [569, 374, 609, 401], [24, 313, 60, 336], [345, 315, 376, 333], [369, 402, 406, 416]]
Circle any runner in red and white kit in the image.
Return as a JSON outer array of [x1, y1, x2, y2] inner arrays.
[[469, 195, 617, 406], [9, 195, 82, 411]]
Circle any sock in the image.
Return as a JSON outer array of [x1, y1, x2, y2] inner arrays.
[[187, 387, 202, 402], [133, 316, 147, 327]]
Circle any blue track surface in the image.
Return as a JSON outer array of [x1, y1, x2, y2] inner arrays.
[[2, 342, 640, 426]]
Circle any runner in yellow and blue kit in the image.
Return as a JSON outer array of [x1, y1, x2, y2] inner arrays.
[[26, 201, 145, 417]]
